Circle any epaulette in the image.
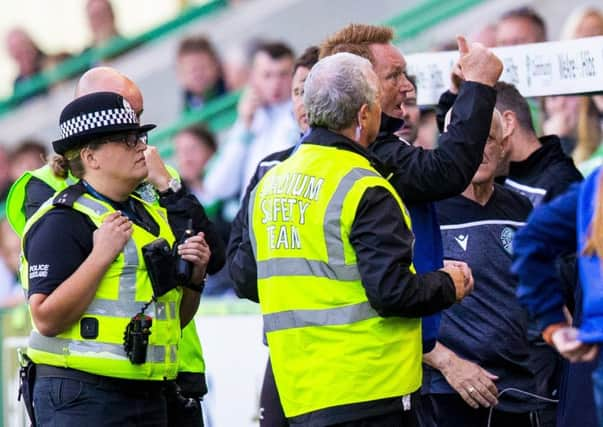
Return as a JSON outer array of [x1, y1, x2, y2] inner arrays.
[[53, 181, 86, 207]]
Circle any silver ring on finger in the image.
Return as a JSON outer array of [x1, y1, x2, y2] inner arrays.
[[468, 386, 476, 394]]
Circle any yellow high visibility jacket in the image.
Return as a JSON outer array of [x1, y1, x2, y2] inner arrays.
[[21, 191, 182, 380], [250, 143, 422, 417]]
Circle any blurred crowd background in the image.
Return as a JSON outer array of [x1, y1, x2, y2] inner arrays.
[[0, 0, 601, 306]]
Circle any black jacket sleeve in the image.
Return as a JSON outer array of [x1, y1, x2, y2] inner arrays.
[[371, 81, 496, 203], [159, 188, 225, 275], [227, 170, 260, 302], [25, 177, 55, 219], [350, 186, 456, 317]]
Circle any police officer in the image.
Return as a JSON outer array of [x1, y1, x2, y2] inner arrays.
[[21, 91, 210, 427], [248, 53, 473, 426], [7, 67, 224, 427]]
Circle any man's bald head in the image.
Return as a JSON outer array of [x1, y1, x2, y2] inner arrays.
[[75, 67, 143, 115]]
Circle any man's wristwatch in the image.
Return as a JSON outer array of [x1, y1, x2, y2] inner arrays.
[[158, 178, 182, 196]]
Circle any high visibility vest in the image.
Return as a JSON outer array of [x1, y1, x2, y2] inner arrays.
[[6, 165, 75, 237], [250, 143, 422, 417], [7, 164, 205, 375], [21, 191, 182, 381]]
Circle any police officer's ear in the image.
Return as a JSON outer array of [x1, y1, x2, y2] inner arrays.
[[80, 146, 101, 170]]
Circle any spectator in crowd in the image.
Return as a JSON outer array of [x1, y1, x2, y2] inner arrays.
[[176, 35, 227, 112], [85, 0, 122, 50], [0, 219, 24, 308], [173, 124, 217, 203], [513, 167, 603, 427], [248, 51, 473, 426], [202, 40, 298, 208], [394, 76, 420, 144], [542, 95, 582, 156], [228, 44, 319, 427], [469, 23, 497, 47], [495, 6, 547, 46], [494, 82, 583, 206], [415, 107, 439, 150], [560, 5, 603, 39], [424, 109, 556, 426], [0, 146, 12, 200], [558, 6, 603, 169], [5, 27, 46, 97], [221, 43, 254, 91], [8, 140, 47, 183]]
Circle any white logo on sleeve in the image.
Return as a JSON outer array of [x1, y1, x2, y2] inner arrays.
[[29, 264, 49, 279], [454, 234, 469, 251]]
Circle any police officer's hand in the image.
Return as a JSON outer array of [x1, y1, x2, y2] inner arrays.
[[441, 260, 474, 301], [177, 232, 211, 285], [143, 146, 172, 192], [92, 212, 133, 265], [441, 352, 499, 409], [456, 35, 503, 87]]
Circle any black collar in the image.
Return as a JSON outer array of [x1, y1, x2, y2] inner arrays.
[[378, 113, 404, 138], [302, 127, 390, 177]]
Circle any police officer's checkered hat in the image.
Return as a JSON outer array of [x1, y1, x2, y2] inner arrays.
[[52, 91, 156, 155]]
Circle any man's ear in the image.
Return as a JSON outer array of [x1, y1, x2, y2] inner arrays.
[[357, 103, 370, 128], [501, 110, 516, 139]]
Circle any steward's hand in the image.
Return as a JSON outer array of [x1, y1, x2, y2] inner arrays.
[[441, 354, 499, 409], [92, 212, 132, 266], [456, 35, 503, 87], [143, 146, 172, 192], [441, 260, 474, 301], [178, 232, 211, 286], [552, 326, 599, 363]]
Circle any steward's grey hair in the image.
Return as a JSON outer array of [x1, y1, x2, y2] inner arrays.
[[303, 52, 378, 131]]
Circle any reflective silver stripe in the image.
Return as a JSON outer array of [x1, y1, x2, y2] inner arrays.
[[263, 301, 379, 333], [170, 345, 178, 363], [323, 168, 379, 265], [169, 302, 177, 319], [248, 187, 259, 257], [257, 258, 359, 281], [84, 299, 167, 321], [77, 196, 110, 217], [29, 331, 167, 362]]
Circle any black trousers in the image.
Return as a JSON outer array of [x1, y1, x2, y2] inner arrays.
[[328, 410, 418, 426], [427, 394, 546, 427], [260, 357, 289, 427]]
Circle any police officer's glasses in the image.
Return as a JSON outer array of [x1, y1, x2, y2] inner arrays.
[[108, 132, 148, 149]]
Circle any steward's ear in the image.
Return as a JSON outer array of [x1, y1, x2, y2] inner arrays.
[[357, 103, 370, 128]]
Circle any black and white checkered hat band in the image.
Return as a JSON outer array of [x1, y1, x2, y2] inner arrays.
[[59, 107, 138, 139]]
